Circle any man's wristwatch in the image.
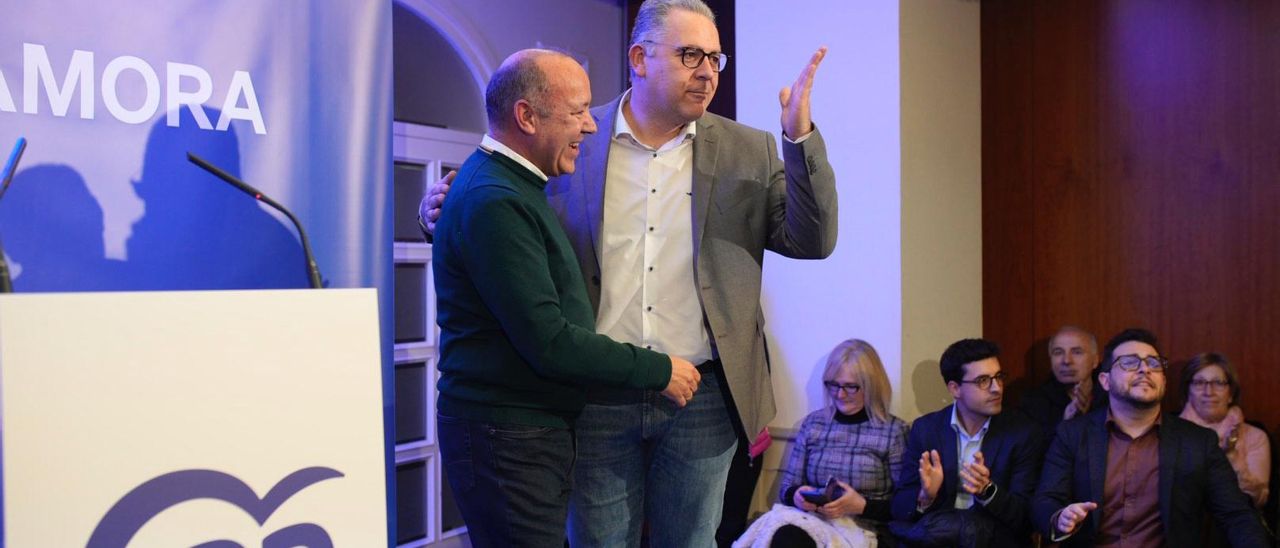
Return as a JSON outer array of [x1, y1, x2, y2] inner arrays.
[[977, 482, 996, 501]]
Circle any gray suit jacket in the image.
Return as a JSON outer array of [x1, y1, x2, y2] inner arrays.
[[546, 94, 838, 439]]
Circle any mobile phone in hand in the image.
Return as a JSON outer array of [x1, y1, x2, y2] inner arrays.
[[800, 477, 845, 505]]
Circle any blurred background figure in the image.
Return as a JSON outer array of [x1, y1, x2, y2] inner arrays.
[[736, 339, 907, 548], [1019, 326, 1105, 441]]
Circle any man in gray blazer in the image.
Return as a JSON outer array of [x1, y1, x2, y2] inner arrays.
[[422, 1, 836, 544]]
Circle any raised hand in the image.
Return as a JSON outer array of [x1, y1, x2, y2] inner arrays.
[[1056, 501, 1098, 536], [959, 451, 992, 495], [778, 46, 828, 140], [917, 449, 943, 508], [659, 356, 701, 407], [418, 170, 456, 236]]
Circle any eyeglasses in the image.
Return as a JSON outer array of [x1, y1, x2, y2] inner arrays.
[[641, 40, 729, 72], [1110, 354, 1167, 372], [956, 372, 1007, 390], [1190, 379, 1230, 392], [823, 381, 861, 394]]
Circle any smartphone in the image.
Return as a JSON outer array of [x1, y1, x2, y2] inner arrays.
[[799, 477, 845, 505]]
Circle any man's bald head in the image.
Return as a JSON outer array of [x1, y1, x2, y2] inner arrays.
[[486, 49, 576, 131]]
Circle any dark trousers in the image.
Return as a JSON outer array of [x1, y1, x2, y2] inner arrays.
[[438, 415, 574, 548], [716, 447, 763, 547]]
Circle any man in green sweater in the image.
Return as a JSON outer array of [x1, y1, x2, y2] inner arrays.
[[432, 49, 701, 547]]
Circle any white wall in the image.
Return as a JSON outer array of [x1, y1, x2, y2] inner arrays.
[[737, 1, 902, 430], [738, 0, 981, 516]]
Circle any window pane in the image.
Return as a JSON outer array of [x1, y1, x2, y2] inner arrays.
[[395, 460, 427, 544], [394, 162, 427, 242], [395, 362, 427, 444], [394, 264, 426, 343]]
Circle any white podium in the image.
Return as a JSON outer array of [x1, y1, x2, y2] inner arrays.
[[0, 289, 387, 547]]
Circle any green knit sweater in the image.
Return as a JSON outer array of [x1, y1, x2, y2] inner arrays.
[[433, 147, 671, 428]]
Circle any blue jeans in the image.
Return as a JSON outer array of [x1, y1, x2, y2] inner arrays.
[[437, 415, 574, 548], [567, 370, 739, 547]]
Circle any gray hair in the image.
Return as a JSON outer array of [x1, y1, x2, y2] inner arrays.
[[1050, 325, 1098, 356], [630, 0, 716, 46], [485, 49, 566, 130]]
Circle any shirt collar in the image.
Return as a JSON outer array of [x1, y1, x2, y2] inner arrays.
[[613, 89, 697, 147], [950, 404, 992, 439], [1104, 407, 1164, 434], [480, 134, 548, 181]]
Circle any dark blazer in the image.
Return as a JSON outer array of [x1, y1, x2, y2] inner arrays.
[[545, 93, 838, 440], [891, 405, 1044, 545], [1017, 376, 1108, 442], [1030, 408, 1269, 548]]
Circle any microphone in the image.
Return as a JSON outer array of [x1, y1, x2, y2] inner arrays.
[[0, 137, 27, 293], [0, 137, 26, 200], [186, 152, 323, 289]]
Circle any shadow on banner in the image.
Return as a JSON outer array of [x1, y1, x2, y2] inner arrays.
[[0, 109, 308, 292]]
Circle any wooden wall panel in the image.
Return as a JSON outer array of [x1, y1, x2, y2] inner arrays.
[[980, 0, 1039, 402], [983, 0, 1280, 429]]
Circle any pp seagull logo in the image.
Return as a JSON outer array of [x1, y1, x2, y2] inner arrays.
[[86, 467, 343, 548]]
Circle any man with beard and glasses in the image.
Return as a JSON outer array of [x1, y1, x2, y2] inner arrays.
[[1031, 328, 1269, 548], [890, 339, 1043, 547]]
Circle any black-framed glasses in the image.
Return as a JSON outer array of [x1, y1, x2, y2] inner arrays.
[[956, 372, 1007, 390], [641, 40, 729, 72], [1110, 354, 1167, 372], [823, 381, 861, 394], [1190, 379, 1230, 391]]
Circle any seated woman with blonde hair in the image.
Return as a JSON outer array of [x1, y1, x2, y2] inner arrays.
[[736, 339, 908, 548], [1179, 352, 1270, 508]]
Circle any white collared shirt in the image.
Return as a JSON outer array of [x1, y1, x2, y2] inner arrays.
[[480, 134, 548, 181], [596, 91, 712, 363], [950, 405, 991, 509]]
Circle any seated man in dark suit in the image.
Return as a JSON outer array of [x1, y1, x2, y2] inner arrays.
[[891, 338, 1044, 547], [1019, 325, 1107, 441], [1031, 328, 1269, 548]]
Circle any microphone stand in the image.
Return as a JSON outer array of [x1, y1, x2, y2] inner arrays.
[[0, 137, 29, 293], [186, 152, 323, 289]]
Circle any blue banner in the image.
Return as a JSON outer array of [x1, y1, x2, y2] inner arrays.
[[0, 1, 391, 293], [0, 0, 394, 541]]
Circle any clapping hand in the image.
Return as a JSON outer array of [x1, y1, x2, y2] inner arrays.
[[959, 451, 992, 496], [916, 449, 943, 508]]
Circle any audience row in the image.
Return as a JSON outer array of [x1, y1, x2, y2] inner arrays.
[[737, 327, 1272, 548]]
